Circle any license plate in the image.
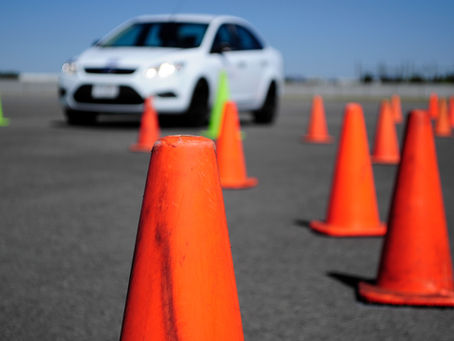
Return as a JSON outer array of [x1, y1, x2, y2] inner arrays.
[[92, 84, 119, 98]]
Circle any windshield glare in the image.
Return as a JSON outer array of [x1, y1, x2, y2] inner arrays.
[[99, 22, 208, 48]]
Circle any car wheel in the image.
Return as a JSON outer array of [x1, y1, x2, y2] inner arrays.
[[65, 109, 97, 125], [185, 80, 209, 127], [253, 82, 278, 124]]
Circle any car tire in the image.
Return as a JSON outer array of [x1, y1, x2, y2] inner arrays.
[[65, 109, 97, 125], [253, 82, 278, 124], [185, 80, 209, 127]]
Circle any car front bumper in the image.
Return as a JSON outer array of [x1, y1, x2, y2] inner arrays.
[[59, 69, 193, 114]]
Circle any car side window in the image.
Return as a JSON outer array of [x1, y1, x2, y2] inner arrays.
[[235, 25, 263, 50], [210, 24, 239, 53]]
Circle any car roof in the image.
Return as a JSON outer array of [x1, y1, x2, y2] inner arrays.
[[133, 14, 248, 25]]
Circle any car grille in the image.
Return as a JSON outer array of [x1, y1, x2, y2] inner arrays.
[[84, 67, 136, 74], [73, 85, 143, 104]]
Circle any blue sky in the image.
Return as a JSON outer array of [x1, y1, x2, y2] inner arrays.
[[1, 0, 453, 78]]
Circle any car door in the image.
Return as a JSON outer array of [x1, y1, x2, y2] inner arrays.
[[209, 24, 251, 106], [231, 24, 267, 105]]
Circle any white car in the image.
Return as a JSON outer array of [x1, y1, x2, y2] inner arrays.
[[59, 14, 283, 125]]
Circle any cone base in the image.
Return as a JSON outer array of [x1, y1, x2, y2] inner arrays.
[[310, 220, 386, 237], [372, 155, 400, 164], [303, 135, 333, 143], [359, 282, 454, 307], [129, 143, 154, 152], [221, 177, 258, 189], [0, 118, 10, 126]]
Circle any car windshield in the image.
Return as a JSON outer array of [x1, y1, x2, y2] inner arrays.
[[99, 22, 209, 48]]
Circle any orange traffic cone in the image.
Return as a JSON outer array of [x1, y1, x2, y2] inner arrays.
[[449, 96, 454, 127], [371, 100, 400, 164], [428, 93, 439, 120], [121, 135, 245, 340], [130, 97, 160, 152], [359, 110, 454, 306], [390, 94, 403, 123], [303, 95, 333, 143], [310, 103, 386, 236], [435, 98, 452, 137], [216, 101, 257, 189]]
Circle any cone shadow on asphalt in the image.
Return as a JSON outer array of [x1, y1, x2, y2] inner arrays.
[[327, 272, 373, 302], [293, 219, 311, 229]]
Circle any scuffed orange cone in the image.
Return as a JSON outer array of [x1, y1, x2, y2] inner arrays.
[[391, 94, 403, 123], [449, 96, 454, 127], [121, 136, 245, 340], [216, 101, 257, 189], [359, 111, 454, 306], [371, 100, 400, 164], [428, 93, 439, 120], [130, 97, 160, 152], [303, 95, 333, 143], [435, 98, 452, 137], [310, 103, 386, 237]]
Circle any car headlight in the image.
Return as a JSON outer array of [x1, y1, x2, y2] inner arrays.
[[61, 61, 77, 75], [145, 62, 184, 79]]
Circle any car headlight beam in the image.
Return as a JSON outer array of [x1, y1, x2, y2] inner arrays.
[[145, 62, 184, 79], [145, 68, 158, 78], [158, 62, 176, 78]]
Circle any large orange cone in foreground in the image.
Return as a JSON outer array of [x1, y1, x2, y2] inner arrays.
[[130, 97, 160, 152], [121, 135, 245, 340], [303, 95, 333, 143], [216, 101, 258, 189], [359, 111, 454, 306], [391, 94, 403, 123], [371, 100, 400, 164], [449, 96, 454, 127], [435, 98, 452, 137], [310, 103, 386, 236], [428, 93, 439, 120]]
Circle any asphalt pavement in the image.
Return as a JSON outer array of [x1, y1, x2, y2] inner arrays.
[[1, 86, 454, 340]]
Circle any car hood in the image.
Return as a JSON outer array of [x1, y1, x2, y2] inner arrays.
[[77, 47, 194, 68]]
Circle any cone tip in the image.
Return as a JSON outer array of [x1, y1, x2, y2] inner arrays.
[[156, 135, 214, 149], [345, 102, 361, 110], [380, 99, 391, 111], [224, 100, 237, 109], [409, 109, 430, 121], [345, 103, 363, 117]]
